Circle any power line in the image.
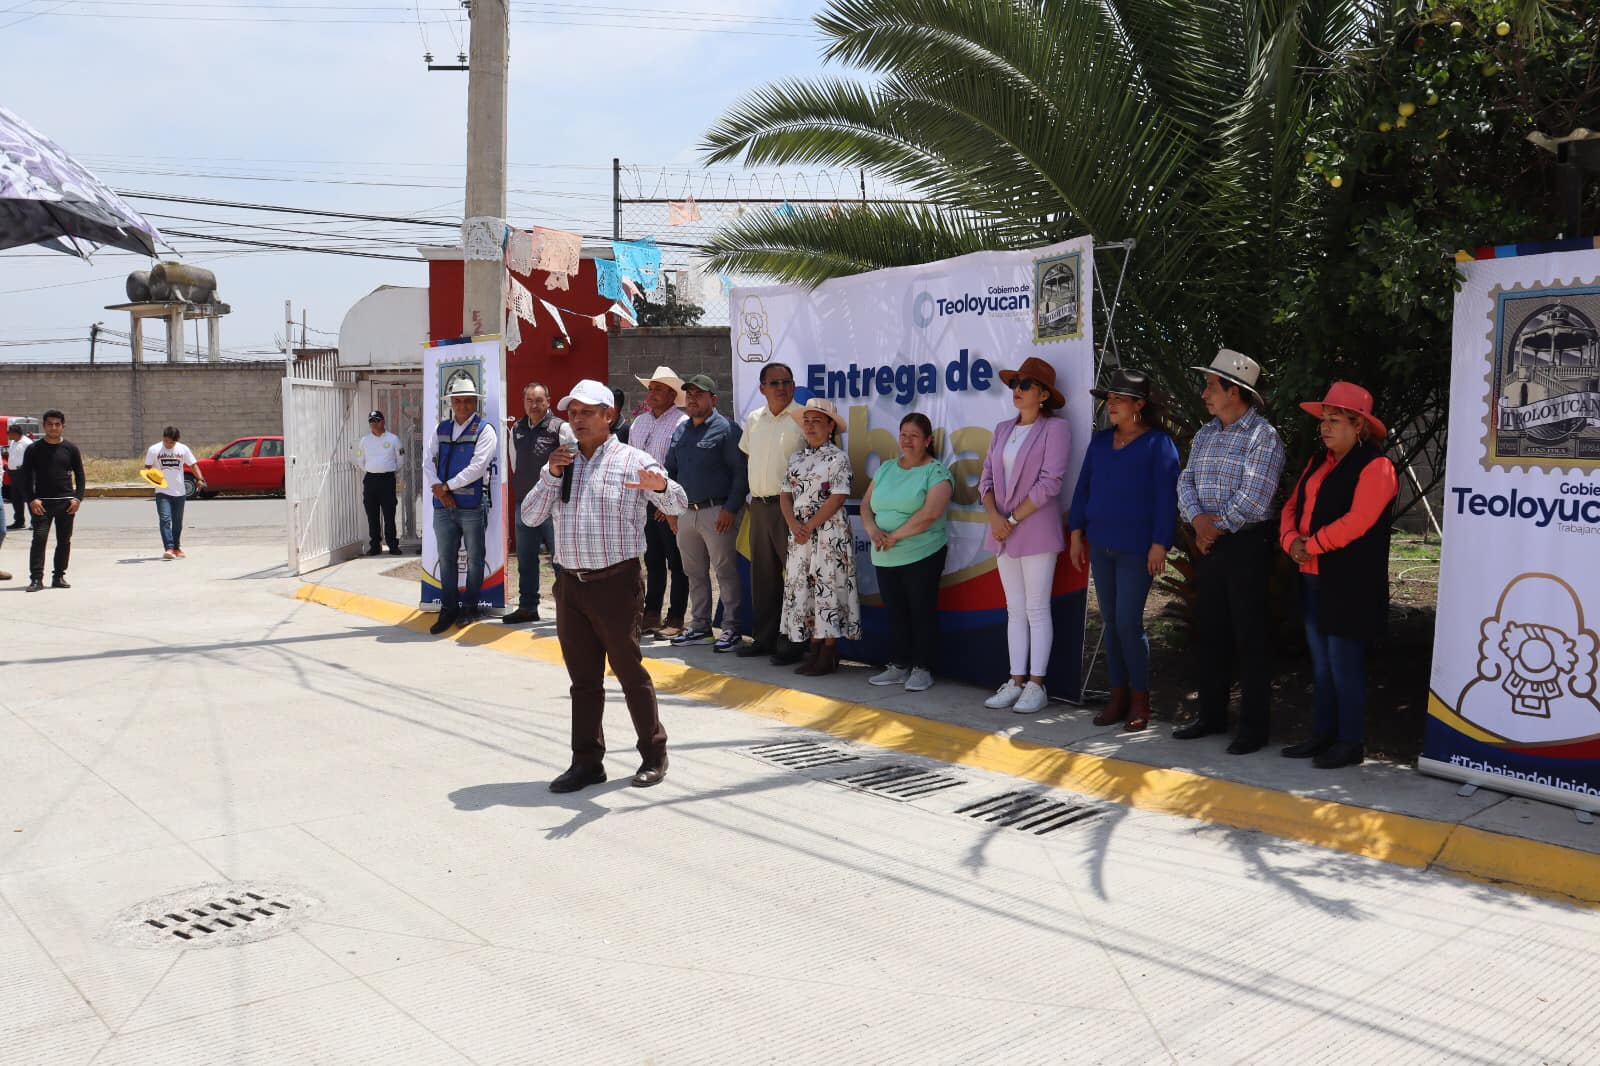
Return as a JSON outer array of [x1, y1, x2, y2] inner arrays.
[[159, 229, 426, 261]]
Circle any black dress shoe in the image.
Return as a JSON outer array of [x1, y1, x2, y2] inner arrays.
[[456, 610, 480, 628], [735, 642, 772, 659], [549, 764, 607, 793], [1172, 719, 1227, 740], [769, 644, 805, 666], [50, 576, 70, 590], [1281, 735, 1335, 759], [631, 757, 668, 788], [25, 580, 43, 593], [1313, 742, 1365, 769], [428, 611, 457, 635], [364, 545, 383, 556], [1226, 735, 1267, 755], [502, 607, 539, 625], [5, 522, 24, 530], [387, 544, 401, 555]]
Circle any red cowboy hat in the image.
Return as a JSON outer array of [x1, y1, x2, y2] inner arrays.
[[998, 356, 1066, 410], [1300, 381, 1386, 439]]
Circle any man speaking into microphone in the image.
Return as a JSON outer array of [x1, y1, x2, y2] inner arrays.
[[521, 379, 688, 793]]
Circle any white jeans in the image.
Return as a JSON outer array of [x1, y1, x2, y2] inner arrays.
[[997, 551, 1056, 678]]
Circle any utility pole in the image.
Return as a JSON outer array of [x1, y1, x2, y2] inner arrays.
[[461, 0, 509, 340]]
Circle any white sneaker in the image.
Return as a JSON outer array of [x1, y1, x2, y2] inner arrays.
[[1012, 681, 1049, 714], [904, 668, 934, 692], [869, 665, 910, 686], [162, 550, 175, 561], [984, 680, 1023, 709]]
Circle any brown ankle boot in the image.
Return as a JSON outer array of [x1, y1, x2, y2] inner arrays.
[[794, 641, 824, 675], [810, 643, 839, 676], [1125, 690, 1152, 731], [1093, 686, 1130, 726]]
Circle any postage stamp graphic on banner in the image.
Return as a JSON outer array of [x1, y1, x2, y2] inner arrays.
[[1484, 282, 1600, 471], [1033, 251, 1083, 343]]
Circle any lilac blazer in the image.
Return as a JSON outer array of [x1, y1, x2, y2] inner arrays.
[[978, 414, 1071, 558]]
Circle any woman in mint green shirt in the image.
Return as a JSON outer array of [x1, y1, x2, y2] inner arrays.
[[860, 413, 955, 693]]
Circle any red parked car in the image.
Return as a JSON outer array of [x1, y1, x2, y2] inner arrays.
[[189, 435, 285, 498]]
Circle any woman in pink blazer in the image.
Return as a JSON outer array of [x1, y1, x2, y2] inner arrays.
[[978, 356, 1072, 714]]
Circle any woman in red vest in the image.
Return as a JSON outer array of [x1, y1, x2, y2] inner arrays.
[[1277, 382, 1398, 769]]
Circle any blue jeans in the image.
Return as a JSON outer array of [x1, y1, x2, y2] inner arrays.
[[1089, 543, 1155, 690], [433, 503, 487, 614], [514, 515, 559, 609], [1300, 574, 1368, 745], [155, 494, 185, 551]]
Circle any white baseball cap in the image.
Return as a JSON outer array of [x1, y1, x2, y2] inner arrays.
[[557, 379, 615, 412]]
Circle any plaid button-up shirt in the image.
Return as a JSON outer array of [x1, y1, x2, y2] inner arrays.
[[629, 406, 688, 465], [1177, 406, 1286, 532], [520, 435, 687, 571]]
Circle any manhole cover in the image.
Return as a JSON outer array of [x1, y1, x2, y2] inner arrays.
[[744, 739, 862, 770], [104, 882, 323, 950], [830, 763, 964, 801], [955, 792, 1108, 836]]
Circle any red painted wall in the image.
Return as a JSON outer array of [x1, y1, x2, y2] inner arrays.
[[427, 258, 612, 411]]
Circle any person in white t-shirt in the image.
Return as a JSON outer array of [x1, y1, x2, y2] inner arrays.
[[356, 410, 404, 555], [6, 424, 31, 530], [143, 426, 204, 559]]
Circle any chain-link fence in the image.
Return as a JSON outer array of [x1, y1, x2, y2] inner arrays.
[[612, 162, 922, 327]]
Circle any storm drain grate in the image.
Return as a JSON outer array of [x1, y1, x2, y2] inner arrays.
[[830, 763, 965, 801], [104, 882, 322, 950], [746, 739, 863, 770], [955, 791, 1109, 835]]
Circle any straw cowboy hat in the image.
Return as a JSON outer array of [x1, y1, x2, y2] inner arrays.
[[789, 397, 849, 434], [998, 356, 1066, 410], [635, 364, 687, 406], [444, 376, 482, 399], [1189, 348, 1264, 399], [1300, 381, 1387, 439]]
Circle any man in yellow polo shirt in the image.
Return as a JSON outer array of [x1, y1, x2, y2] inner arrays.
[[739, 362, 804, 663]]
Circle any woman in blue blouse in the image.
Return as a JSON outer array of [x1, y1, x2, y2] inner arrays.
[[1067, 368, 1180, 731]]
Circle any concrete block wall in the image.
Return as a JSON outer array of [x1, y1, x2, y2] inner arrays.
[[1, 362, 284, 457], [608, 327, 736, 418]]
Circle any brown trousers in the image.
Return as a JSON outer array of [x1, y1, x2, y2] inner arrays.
[[554, 558, 668, 768], [746, 497, 791, 650]]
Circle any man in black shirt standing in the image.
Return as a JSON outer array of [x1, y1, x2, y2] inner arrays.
[[503, 381, 563, 625], [19, 409, 85, 592]]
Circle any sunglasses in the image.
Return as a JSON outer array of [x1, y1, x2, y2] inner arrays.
[[1013, 377, 1045, 392], [762, 378, 795, 388]]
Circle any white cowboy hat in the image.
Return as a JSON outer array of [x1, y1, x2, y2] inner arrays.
[[788, 397, 849, 434], [634, 364, 687, 407], [443, 377, 482, 399], [1189, 348, 1264, 399]]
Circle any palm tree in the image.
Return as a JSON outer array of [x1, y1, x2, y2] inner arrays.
[[700, 0, 1394, 393]]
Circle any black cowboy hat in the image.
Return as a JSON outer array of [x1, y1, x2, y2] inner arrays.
[[1090, 367, 1153, 402]]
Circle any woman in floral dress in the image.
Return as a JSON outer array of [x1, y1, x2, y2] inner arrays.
[[780, 398, 860, 676]]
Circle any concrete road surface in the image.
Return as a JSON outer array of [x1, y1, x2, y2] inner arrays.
[[2, 535, 1597, 1064]]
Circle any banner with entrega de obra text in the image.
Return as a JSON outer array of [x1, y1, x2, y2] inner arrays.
[[420, 338, 507, 613], [730, 237, 1095, 696], [1421, 248, 1600, 807]]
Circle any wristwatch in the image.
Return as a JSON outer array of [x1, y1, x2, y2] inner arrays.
[[1006, 512, 1019, 527]]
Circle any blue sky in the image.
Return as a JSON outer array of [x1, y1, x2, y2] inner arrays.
[[0, 1, 840, 361]]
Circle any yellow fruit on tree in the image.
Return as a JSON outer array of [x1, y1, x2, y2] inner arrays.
[[1427, 92, 1439, 106], [1496, 21, 1511, 36], [1398, 102, 1416, 117], [1379, 121, 1393, 132], [1329, 175, 1343, 188], [1395, 116, 1409, 129], [1449, 20, 1464, 35]]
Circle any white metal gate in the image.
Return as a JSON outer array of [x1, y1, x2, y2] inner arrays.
[[283, 375, 363, 574]]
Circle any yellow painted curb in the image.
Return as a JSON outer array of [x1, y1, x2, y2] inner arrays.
[[295, 582, 1600, 908]]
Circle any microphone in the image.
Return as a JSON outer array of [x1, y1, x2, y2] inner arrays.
[[558, 421, 578, 503]]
